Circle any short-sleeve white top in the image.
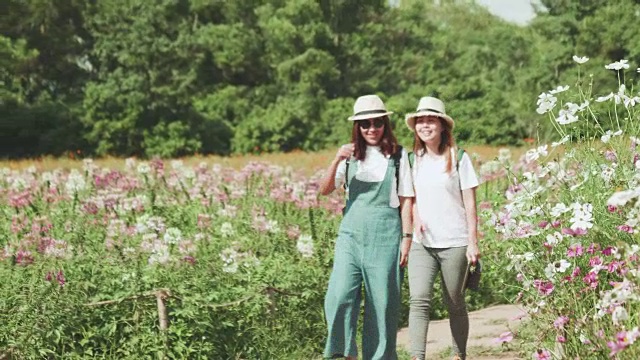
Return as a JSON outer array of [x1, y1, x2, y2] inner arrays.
[[413, 149, 480, 248], [334, 146, 415, 208]]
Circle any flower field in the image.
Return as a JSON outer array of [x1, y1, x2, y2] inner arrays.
[[1, 57, 640, 359]]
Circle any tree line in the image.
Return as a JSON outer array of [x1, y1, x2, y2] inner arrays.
[[1, 0, 639, 158]]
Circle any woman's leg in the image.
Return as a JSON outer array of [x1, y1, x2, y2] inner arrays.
[[439, 246, 469, 360], [324, 236, 363, 359], [408, 244, 440, 360], [361, 240, 401, 360]]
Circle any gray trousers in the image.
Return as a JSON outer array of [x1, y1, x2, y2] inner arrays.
[[408, 244, 469, 360]]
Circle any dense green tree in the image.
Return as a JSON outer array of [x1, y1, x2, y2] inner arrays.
[[1, 0, 638, 158]]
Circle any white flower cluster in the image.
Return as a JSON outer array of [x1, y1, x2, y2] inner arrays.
[[65, 169, 87, 194], [595, 279, 638, 325], [569, 202, 593, 231], [544, 259, 571, 280], [296, 234, 314, 258]]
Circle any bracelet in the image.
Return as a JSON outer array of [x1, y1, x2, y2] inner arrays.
[[402, 233, 413, 238]]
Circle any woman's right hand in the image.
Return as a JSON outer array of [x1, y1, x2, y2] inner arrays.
[[336, 143, 354, 161]]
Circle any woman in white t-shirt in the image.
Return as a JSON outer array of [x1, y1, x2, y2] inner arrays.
[[404, 96, 480, 360], [318, 94, 414, 360]]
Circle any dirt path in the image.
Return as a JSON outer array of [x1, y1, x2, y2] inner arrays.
[[397, 304, 527, 359]]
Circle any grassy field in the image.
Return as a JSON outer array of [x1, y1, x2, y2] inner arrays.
[[0, 145, 527, 174]]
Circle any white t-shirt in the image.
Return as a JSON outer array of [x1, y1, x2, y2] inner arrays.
[[335, 146, 415, 208], [413, 149, 480, 248]]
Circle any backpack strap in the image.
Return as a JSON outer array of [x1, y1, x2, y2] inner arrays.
[[390, 146, 402, 194], [455, 147, 466, 191], [456, 147, 465, 171], [408, 151, 415, 168]]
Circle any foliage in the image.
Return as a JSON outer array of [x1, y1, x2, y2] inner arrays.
[[0, 155, 509, 358], [482, 58, 640, 359], [3, 0, 640, 158]]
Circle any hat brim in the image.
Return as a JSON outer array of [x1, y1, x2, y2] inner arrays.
[[348, 111, 393, 121], [405, 111, 454, 131]]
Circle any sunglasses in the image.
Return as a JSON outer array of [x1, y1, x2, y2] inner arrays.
[[357, 118, 385, 130]]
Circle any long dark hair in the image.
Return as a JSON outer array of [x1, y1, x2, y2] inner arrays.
[[351, 116, 398, 161], [412, 116, 456, 173]]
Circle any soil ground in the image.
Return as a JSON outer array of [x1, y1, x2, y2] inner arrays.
[[396, 304, 527, 360]]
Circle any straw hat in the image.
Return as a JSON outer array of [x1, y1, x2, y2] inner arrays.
[[348, 95, 393, 121], [405, 96, 454, 131]]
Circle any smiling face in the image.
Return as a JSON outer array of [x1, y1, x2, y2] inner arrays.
[[414, 115, 444, 146], [356, 117, 385, 146]]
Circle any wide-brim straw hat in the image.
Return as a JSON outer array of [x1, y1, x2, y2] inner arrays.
[[348, 94, 394, 121], [405, 96, 454, 131]]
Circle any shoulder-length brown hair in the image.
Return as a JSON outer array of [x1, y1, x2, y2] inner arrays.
[[351, 116, 398, 161], [412, 116, 457, 173]]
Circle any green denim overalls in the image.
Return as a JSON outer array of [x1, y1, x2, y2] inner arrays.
[[324, 156, 402, 360]]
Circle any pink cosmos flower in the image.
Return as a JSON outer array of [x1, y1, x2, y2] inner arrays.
[[587, 243, 600, 254], [493, 331, 514, 344], [553, 315, 569, 329], [533, 349, 551, 360], [589, 256, 603, 267], [617, 224, 634, 233], [533, 279, 554, 295], [571, 266, 581, 278], [556, 335, 566, 343], [56, 270, 65, 286], [562, 227, 587, 236], [567, 244, 583, 257], [604, 150, 617, 162], [15, 250, 34, 265], [583, 272, 598, 289]]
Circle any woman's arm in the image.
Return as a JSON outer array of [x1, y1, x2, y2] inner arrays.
[[399, 196, 413, 267], [319, 144, 353, 196], [462, 186, 480, 264]]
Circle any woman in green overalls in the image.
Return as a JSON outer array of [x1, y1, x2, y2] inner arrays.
[[319, 95, 414, 359]]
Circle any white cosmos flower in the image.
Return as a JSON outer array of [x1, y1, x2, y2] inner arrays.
[[623, 95, 640, 108], [525, 145, 548, 162], [573, 55, 589, 64], [551, 135, 570, 148], [570, 202, 593, 230], [607, 188, 640, 206], [605, 59, 630, 70], [549, 85, 570, 94], [536, 92, 557, 114], [612, 306, 629, 325], [556, 109, 578, 125], [601, 129, 623, 143], [550, 203, 570, 217], [596, 93, 614, 103], [545, 232, 564, 246], [545, 259, 571, 279], [137, 162, 151, 175]]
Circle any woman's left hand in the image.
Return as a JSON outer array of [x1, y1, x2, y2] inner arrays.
[[400, 239, 411, 267], [466, 242, 480, 265]]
